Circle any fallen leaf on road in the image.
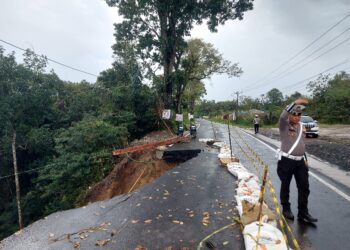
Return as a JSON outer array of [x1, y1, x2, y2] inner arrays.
[[187, 210, 195, 217], [223, 241, 229, 245], [100, 222, 111, 227], [144, 219, 152, 224], [132, 220, 139, 224], [111, 229, 118, 236], [202, 212, 210, 225], [135, 245, 147, 250], [95, 239, 110, 247], [172, 220, 184, 225], [79, 233, 88, 239], [73, 241, 81, 249]]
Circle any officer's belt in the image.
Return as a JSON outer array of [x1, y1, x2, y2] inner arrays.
[[280, 151, 304, 161]]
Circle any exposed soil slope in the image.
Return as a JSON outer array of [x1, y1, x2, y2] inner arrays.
[[82, 131, 178, 204]]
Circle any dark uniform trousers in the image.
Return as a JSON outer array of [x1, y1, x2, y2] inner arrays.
[[277, 156, 310, 214], [254, 124, 259, 133]]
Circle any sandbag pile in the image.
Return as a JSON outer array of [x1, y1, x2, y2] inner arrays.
[[198, 138, 215, 143], [214, 142, 288, 250], [216, 143, 239, 166]]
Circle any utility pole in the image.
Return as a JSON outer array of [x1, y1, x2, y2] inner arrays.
[[233, 91, 241, 114]]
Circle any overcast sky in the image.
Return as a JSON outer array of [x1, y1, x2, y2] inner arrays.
[[1, 0, 350, 101]]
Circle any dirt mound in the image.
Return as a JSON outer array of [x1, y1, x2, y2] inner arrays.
[[81, 131, 178, 205]]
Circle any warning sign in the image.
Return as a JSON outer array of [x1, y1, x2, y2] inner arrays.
[[162, 109, 171, 120], [176, 114, 183, 122]]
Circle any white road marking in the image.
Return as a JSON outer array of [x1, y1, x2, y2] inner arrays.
[[240, 129, 350, 203]]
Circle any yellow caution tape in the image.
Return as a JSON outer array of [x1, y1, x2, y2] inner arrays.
[[230, 128, 301, 250]]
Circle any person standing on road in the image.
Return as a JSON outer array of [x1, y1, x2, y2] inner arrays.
[[277, 98, 318, 223], [253, 115, 260, 134]]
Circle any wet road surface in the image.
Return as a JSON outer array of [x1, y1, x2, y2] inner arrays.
[[1, 120, 244, 250], [211, 119, 350, 250], [2, 119, 349, 250]]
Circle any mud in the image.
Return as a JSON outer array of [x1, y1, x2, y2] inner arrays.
[[82, 149, 178, 204], [81, 130, 182, 204]]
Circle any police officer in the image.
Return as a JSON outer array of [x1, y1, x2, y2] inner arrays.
[[277, 98, 318, 223]]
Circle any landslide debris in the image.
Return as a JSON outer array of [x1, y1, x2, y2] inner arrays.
[[81, 130, 181, 205]]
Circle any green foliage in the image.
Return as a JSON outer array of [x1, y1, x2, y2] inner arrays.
[[24, 116, 128, 217], [195, 99, 236, 117], [307, 72, 350, 123], [0, 47, 158, 239], [106, 0, 254, 108], [174, 38, 242, 113]]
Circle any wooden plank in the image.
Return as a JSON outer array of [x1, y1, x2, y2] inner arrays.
[[112, 135, 191, 156]]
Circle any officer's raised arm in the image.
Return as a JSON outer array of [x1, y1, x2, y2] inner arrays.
[[279, 98, 309, 131]]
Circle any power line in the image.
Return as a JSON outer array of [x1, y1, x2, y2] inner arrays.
[[279, 58, 350, 93], [0, 166, 45, 181], [290, 67, 350, 94], [244, 35, 350, 94], [240, 12, 350, 92], [0, 38, 98, 77], [271, 27, 350, 81]]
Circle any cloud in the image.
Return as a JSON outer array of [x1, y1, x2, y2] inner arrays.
[[0, 0, 119, 82], [192, 0, 350, 100], [1, 0, 349, 100]]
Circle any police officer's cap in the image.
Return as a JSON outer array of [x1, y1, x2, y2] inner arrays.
[[291, 105, 304, 114]]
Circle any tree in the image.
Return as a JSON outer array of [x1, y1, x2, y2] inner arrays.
[[174, 38, 242, 112], [263, 88, 284, 124], [105, 0, 254, 108], [307, 72, 350, 122], [24, 115, 129, 217], [0, 48, 55, 230], [239, 96, 261, 111], [183, 80, 206, 113], [265, 88, 283, 106]]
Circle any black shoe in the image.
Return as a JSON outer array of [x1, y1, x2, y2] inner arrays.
[[298, 213, 318, 223], [283, 210, 294, 220]]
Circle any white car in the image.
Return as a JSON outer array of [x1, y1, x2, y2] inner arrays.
[[301, 116, 319, 138]]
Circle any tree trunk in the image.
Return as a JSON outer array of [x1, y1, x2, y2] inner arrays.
[[158, 5, 177, 109], [176, 92, 183, 114], [190, 98, 195, 113], [12, 130, 23, 229]]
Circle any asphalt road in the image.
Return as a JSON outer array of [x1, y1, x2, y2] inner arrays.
[[0, 120, 244, 250], [210, 119, 350, 250], [1, 119, 349, 250]]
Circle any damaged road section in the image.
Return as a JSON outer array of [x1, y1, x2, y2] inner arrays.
[[0, 151, 243, 249], [82, 132, 202, 204], [163, 142, 202, 162]]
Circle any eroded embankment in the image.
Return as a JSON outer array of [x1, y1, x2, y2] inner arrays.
[[82, 151, 177, 205], [82, 131, 200, 205]]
